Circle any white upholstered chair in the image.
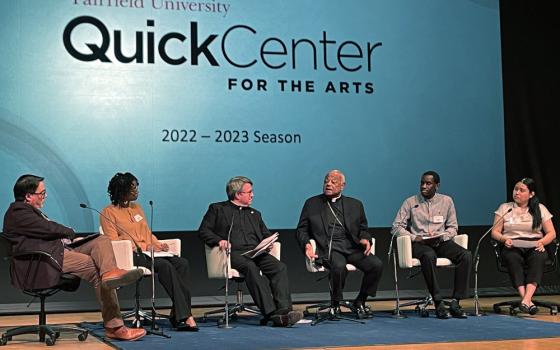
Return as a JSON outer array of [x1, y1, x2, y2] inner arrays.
[[395, 234, 468, 316], [304, 238, 375, 325], [100, 226, 181, 326], [202, 242, 281, 324]]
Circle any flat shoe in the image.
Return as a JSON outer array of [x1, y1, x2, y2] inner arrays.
[[528, 304, 539, 315], [176, 324, 199, 332], [519, 303, 530, 313]]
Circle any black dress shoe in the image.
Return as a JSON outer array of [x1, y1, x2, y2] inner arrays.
[[435, 303, 451, 319], [271, 310, 303, 327], [352, 299, 373, 318], [449, 300, 468, 319]]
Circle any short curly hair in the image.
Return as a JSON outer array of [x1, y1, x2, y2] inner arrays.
[[107, 172, 138, 205]]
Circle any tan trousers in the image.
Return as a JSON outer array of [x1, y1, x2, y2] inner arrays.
[[62, 235, 123, 328]]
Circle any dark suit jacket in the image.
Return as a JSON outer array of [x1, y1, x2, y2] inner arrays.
[[2, 201, 75, 290], [198, 201, 271, 249], [296, 194, 371, 258]]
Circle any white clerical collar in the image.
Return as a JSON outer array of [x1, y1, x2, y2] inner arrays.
[[330, 194, 342, 203]]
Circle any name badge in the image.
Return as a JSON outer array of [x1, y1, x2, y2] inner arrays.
[[134, 214, 143, 222], [433, 215, 444, 223]]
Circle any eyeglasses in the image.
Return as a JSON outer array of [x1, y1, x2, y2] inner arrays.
[[31, 190, 47, 198], [239, 190, 253, 195]]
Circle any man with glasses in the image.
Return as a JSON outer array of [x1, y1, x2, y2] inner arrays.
[[199, 176, 303, 327], [2, 174, 146, 341]]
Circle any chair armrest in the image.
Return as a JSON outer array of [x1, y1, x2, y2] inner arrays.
[[205, 245, 229, 279], [369, 237, 376, 255], [397, 235, 414, 268], [305, 239, 325, 272], [111, 240, 134, 270], [269, 242, 281, 260], [453, 234, 468, 249], [12, 250, 62, 270], [160, 238, 181, 257]]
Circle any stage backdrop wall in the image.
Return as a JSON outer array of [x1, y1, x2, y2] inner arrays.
[[1, 0, 505, 232], [1, 1, 516, 313]]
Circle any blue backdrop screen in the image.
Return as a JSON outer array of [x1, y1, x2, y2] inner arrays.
[[0, 1, 505, 232]]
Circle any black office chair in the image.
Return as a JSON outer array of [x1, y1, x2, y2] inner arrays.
[[0, 235, 88, 346], [491, 239, 560, 316]]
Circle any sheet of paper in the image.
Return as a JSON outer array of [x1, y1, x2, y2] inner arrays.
[[242, 232, 279, 258], [511, 240, 537, 248], [142, 251, 175, 258], [422, 232, 445, 240]]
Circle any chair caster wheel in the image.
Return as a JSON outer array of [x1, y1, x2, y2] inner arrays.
[[78, 332, 88, 341], [420, 309, 429, 318], [509, 307, 517, 316], [45, 336, 56, 346], [550, 307, 558, 316], [493, 305, 502, 314]]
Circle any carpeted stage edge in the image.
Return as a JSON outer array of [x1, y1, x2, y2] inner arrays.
[[81, 312, 560, 350]]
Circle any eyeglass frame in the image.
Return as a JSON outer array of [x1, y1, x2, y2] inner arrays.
[[30, 190, 47, 198]]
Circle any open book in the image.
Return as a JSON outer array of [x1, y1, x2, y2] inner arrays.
[[242, 232, 279, 259]]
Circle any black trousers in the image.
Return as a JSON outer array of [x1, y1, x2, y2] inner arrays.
[[230, 251, 292, 316], [501, 246, 548, 287], [327, 249, 383, 302], [133, 253, 192, 323], [412, 239, 472, 302]]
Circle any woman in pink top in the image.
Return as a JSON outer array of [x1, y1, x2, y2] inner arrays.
[[491, 178, 556, 315]]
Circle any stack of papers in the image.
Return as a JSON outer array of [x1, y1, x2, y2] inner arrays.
[[242, 232, 279, 259]]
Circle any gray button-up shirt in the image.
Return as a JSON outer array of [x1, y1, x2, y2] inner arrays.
[[391, 193, 458, 242]]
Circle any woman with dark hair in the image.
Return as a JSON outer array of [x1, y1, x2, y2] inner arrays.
[[100, 172, 198, 331], [491, 178, 556, 315]]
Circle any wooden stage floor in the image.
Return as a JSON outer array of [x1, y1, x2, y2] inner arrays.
[[2, 296, 560, 350]]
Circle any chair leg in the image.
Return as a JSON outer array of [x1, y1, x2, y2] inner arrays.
[[529, 300, 558, 315], [1, 323, 89, 345], [311, 304, 366, 326], [492, 299, 520, 314], [305, 302, 331, 316], [202, 284, 261, 323], [398, 296, 433, 317]]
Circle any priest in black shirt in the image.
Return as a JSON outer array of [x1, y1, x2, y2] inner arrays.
[[199, 176, 302, 327], [296, 170, 383, 314]]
